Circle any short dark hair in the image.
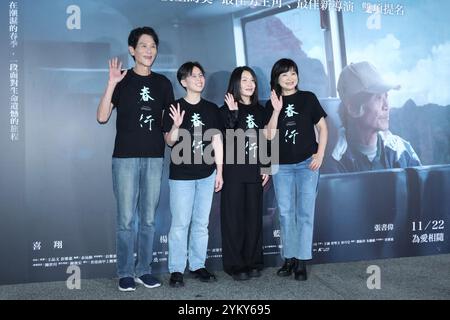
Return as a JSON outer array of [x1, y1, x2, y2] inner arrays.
[[128, 26, 159, 49], [177, 61, 205, 90], [270, 58, 299, 96], [227, 66, 259, 106]]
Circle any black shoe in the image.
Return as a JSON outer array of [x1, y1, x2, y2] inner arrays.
[[190, 268, 217, 282], [248, 268, 261, 278], [294, 260, 307, 281], [276, 258, 297, 277], [169, 272, 184, 287], [232, 271, 250, 281]]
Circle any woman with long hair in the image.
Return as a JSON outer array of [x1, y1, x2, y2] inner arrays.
[[219, 66, 269, 281]]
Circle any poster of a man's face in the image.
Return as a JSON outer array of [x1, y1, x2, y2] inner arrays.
[[322, 61, 422, 174], [359, 93, 390, 132]]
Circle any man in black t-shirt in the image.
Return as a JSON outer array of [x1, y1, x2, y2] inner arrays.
[[97, 27, 174, 292]]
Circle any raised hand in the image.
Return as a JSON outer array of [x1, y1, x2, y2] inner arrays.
[[109, 57, 127, 84], [270, 90, 283, 113], [169, 103, 185, 128], [224, 93, 238, 111]]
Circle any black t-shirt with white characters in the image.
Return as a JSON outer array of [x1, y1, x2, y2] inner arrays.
[[111, 69, 174, 158], [264, 90, 327, 164], [162, 98, 221, 180], [219, 102, 266, 183]]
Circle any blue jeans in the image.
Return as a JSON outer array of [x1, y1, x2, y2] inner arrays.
[[168, 172, 216, 273], [112, 157, 163, 278], [272, 157, 319, 260]]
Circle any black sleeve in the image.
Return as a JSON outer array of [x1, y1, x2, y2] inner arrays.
[[219, 105, 239, 129], [212, 104, 222, 131], [162, 102, 174, 133], [111, 82, 121, 107], [164, 78, 175, 108], [309, 92, 327, 124], [263, 100, 274, 125], [161, 78, 176, 133], [256, 104, 271, 169]]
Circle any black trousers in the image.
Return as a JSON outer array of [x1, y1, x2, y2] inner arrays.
[[220, 181, 264, 275]]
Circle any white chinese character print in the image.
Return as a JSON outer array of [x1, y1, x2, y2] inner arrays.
[[140, 86, 154, 102], [54, 241, 63, 249], [285, 129, 299, 144], [245, 141, 258, 158], [140, 114, 154, 131], [285, 104, 298, 118], [246, 114, 258, 129], [33, 241, 41, 251], [192, 139, 205, 155], [191, 113, 205, 128]]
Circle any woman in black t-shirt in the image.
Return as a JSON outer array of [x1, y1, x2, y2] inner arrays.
[[219, 66, 270, 281], [264, 58, 328, 281], [162, 62, 223, 287]]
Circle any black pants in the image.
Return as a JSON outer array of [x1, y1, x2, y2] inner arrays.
[[220, 182, 264, 275]]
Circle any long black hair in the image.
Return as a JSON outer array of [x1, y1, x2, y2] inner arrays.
[[227, 66, 259, 105], [270, 58, 299, 96]]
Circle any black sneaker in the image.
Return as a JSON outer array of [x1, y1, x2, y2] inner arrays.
[[135, 274, 161, 288], [118, 277, 136, 292], [169, 272, 184, 288], [190, 268, 217, 282]]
